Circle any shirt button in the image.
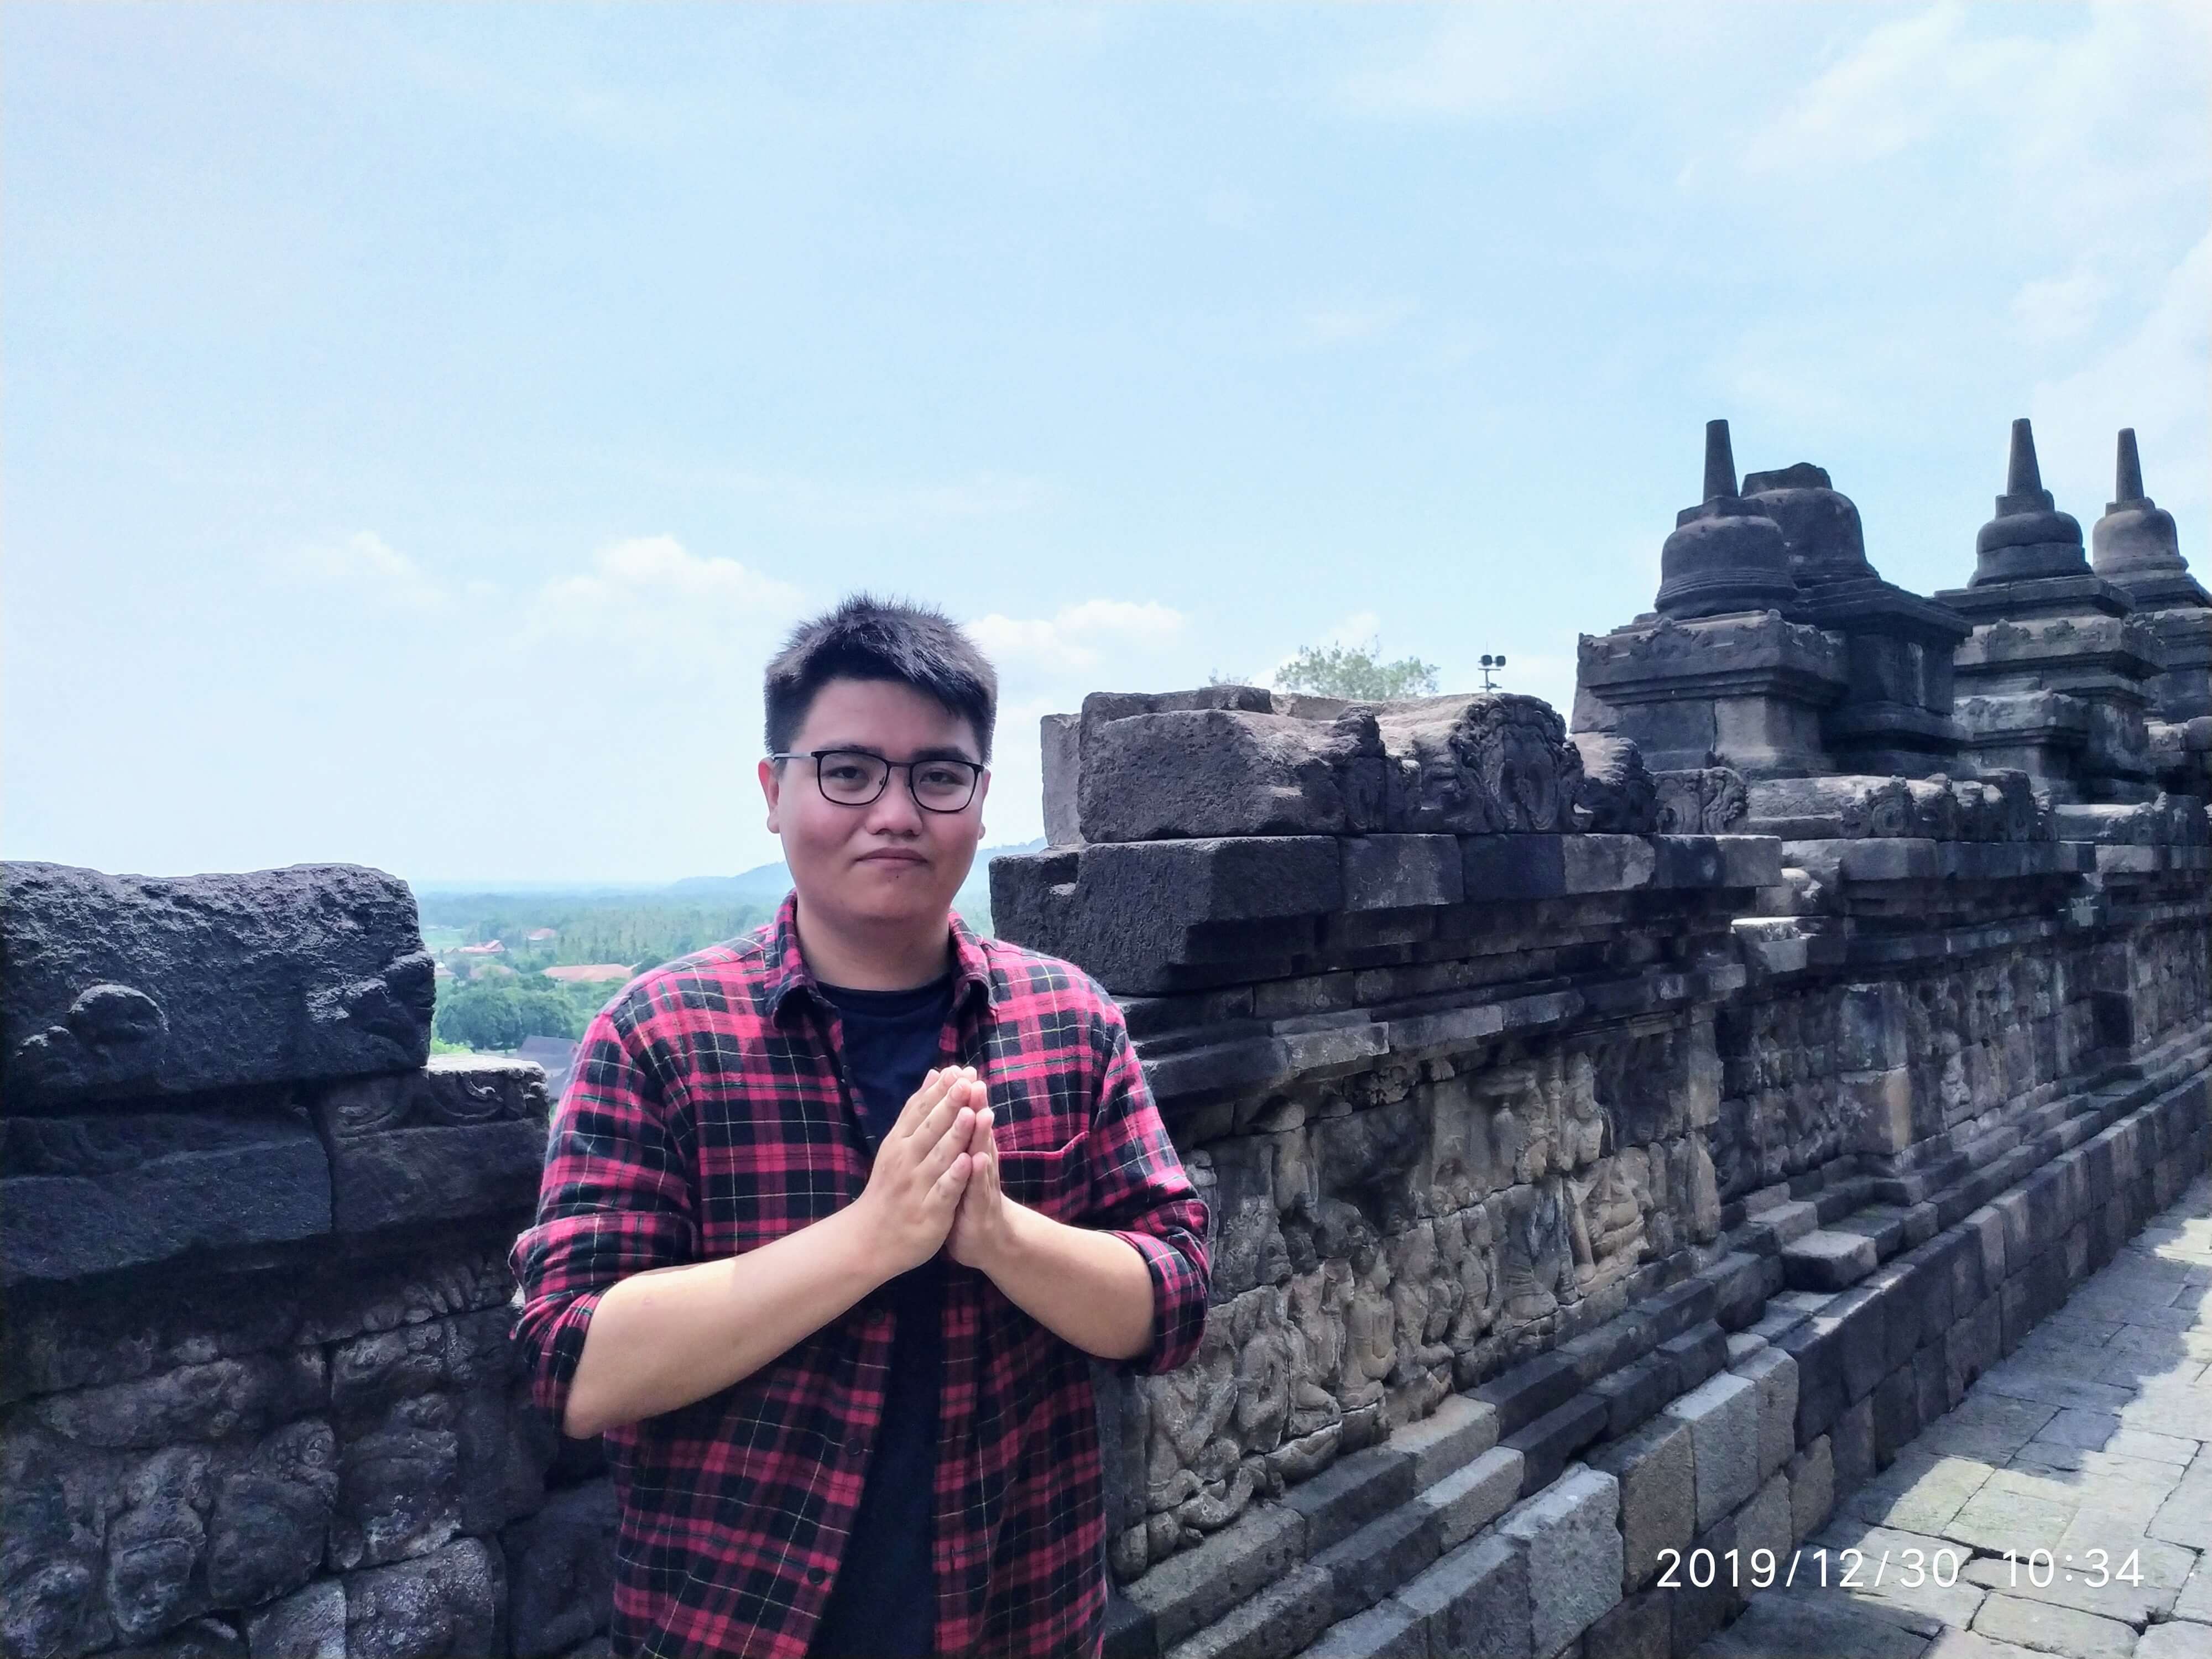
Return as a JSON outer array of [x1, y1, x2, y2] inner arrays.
[[807, 1567, 828, 1586], [843, 1436, 865, 1461]]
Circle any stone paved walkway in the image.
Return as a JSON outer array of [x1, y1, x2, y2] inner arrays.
[[1700, 1172, 2212, 1659]]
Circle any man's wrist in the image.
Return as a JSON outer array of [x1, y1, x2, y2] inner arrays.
[[971, 1193, 1036, 1282], [821, 1197, 898, 1293]]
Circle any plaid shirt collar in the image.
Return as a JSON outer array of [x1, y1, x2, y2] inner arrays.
[[764, 887, 998, 1025]]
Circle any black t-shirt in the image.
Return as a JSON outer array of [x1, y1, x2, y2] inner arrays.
[[807, 972, 957, 1659]]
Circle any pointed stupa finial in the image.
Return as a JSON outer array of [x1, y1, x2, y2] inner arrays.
[[1972, 415, 2081, 586], [2115, 428, 2144, 504], [1703, 419, 1736, 503], [1655, 417, 1797, 618], [2094, 426, 2192, 591], [2006, 418, 2042, 498]]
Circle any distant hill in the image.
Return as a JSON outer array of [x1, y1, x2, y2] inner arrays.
[[416, 839, 1045, 938], [667, 839, 1044, 903], [659, 838, 1046, 935], [665, 862, 799, 902]]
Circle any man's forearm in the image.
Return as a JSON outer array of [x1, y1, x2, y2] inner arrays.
[[561, 1203, 883, 1438], [978, 1204, 1157, 1361]]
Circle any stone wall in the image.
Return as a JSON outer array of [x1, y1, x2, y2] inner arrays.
[[994, 680, 2212, 1659], [1, 865, 611, 1659]]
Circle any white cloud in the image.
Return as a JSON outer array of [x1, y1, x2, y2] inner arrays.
[[2011, 269, 2113, 347], [1747, 3, 1986, 172], [965, 598, 1190, 675], [2031, 229, 2212, 514], [1337, 8, 1720, 121], [1299, 300, 1417, 347], [623, 461, 1051, 530], [288, 531, 449, 613], [525, 535, 807, 671], [1202, 186, 1259, 229], [1745, 2, 2210, 236]]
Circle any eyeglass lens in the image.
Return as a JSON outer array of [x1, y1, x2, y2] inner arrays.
[[816, 750, 978, 810]]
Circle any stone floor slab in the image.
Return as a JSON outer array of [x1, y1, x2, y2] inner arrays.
[[1924, 1630, 2048, 1659], [1848, 1451, 1998, 1534], [1701, 1590, 1930, 1659], [2137, 1623, 2212, 1659], [1970, 1593, 2139, 1659], [1919, 1394, 2065, 1462], [1960, 1548, 2178, 1627], [1694, 1170, 2212, 1659]]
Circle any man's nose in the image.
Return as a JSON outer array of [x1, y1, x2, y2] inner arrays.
[[863, 773, 926, 833]]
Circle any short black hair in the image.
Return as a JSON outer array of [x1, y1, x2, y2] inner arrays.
[[764, 594, 999, 761]]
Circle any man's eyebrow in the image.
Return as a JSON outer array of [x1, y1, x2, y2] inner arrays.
[[813, 742, 981, 763]]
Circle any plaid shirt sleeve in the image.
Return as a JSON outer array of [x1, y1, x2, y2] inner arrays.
[[509, 992, 700, 1430], [1083, 1007, 1210, 1376]]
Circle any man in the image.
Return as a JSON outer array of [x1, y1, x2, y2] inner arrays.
[[512, 596, 1211, 1658]]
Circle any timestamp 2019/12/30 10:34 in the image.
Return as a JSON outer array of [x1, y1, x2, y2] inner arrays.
[[1652, 1544, 2151, 1592]]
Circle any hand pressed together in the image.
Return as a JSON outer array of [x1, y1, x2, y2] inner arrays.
[[853, 1065, 986, 1279], [946, 1100, 1017, 1272]]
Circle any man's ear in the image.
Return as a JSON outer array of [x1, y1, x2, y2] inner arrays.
[[759, 757, 782, 834]]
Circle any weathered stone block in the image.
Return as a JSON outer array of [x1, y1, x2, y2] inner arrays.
[[1473, 1354, 1580, 1441], [1282, 1447, 1413, 1554], [1732, 1346, 1798, 1484], [1126, 1505, 1306, 1649], [1588, 1416, 1694, 1593], [1642, 1279, 1718, 1345], [1415, 1446, 1524, 1550], [1734, 1470, 1793, 1574], [313, 1060, 550, 1234], [1504, 1392, 1607, 1495], [1342, 837, 1464, 911], [1593, 1354, 1677, 1441], [1871, 1365, 1921, 1468], [1392, 1394, 1497, 1489], [1831, 1395, 1875, 1493], [206, 1420, 341, 1608], [1664, 1514, 1741, 1659], [1581, 1588, 1669, 1659], [1, 861, 431, 1108], [1297, 1599, 1425, 1659], [994, 838, 1342, 994], [1664, 1371, 1758, 1532], [1, 1109, 332, 1284], [1947, 1301, 2000, 1403], [1041, 712, 1083, 847], [502, 1479, 615, 1659], [1827, 1285, 1890, 1404], [20, 1351, 327, 1451], [114, 1618, 248, 1657], [1313, 1506, 1441, 1622], [246, 1579, 345, 1658], [1161, 1562, 1334, 1659], [1782, 1229, 1877, 1291], [1500, 1464, 1623, 1659], [1079, 708, 1363, 842], [1657, 1323, 1728, 1400], [1398, 1532, 1530, 1659], [341, 1538, 502, 1659], [1788, 1437, 1835, 1545]]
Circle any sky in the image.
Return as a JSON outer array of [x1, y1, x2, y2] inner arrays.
[[6, 2, 2207, 884]]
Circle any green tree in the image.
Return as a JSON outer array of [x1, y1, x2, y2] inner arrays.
[[432, 979, 587, 1051], [1272, 639, 1439, 700]]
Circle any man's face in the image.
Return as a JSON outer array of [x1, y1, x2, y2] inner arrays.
[[760, 676, 990, 934]]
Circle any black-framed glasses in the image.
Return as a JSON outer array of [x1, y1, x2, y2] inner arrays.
[[769, 748, 988, 812]]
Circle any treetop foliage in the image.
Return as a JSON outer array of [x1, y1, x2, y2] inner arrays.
[[1271, 638, 1441, 700]]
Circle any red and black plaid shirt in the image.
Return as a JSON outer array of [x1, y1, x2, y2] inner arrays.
[[511, 897, 1210, 1657]]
